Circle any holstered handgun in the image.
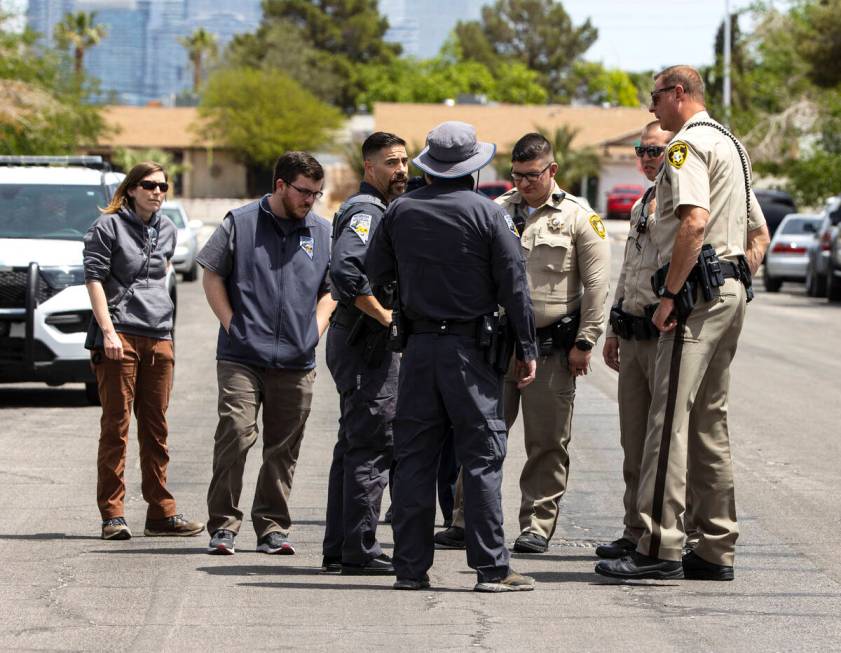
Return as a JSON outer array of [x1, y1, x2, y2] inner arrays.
[[736, 255, 754, 302], [651, 263, 695, 321]]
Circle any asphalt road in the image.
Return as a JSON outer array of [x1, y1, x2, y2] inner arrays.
[[1, 219, 840, 651]]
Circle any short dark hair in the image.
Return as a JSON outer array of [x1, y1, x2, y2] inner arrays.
[[655, 65, 706, 102], [272, 151, 324, 189], [511, 133, 553, 163], [362, 132, 406, 160]]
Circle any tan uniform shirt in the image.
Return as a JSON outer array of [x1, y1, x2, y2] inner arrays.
[[654, 110, 766, 264], [497, 182, 610, 344], [608, 189, 660, 336]]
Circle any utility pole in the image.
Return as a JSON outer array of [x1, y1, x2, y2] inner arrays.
[[723, 0, 732, 129]]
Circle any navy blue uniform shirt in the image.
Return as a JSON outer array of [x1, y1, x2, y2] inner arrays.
[[366, 177, 538, 361], [197, 195, 331, 369], [330, 181, 388, 306]]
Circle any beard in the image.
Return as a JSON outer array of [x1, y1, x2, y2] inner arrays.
[[281, 192, 310, 220]]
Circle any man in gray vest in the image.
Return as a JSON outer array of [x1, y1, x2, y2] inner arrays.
[[197, 151, 336, 556], [321, 132, 408, 575]]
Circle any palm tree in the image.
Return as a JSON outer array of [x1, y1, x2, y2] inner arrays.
[[537, 126, 601, 196], [54, 11, 107, 78], [180, 28, 218, 94]]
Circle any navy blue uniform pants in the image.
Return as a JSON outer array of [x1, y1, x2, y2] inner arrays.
[[392, 334, 510, 583], [323, 324, 398, 564]]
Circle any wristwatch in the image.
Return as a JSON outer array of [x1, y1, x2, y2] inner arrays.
[[657, 286, 679, 300], [574, 339, 593, 352]]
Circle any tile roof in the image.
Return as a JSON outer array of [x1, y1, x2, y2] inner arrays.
[[373, 102, 653, 153]]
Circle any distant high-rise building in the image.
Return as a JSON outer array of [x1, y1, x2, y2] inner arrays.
[[25, 0, 262, 106], [379, 0, 484, 59]]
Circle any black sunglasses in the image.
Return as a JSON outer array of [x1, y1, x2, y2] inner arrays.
[[650, 85, 677, 103], [635, 145, 666, 158], [138, 180, 169, 192]]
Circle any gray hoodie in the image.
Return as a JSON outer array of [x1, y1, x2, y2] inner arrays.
[[83, 206, 177, 339]]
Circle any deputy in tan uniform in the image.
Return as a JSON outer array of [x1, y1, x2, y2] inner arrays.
[[596, 65, 770, 581], [434, 132, 610, 553], [596, 120, 673, 560]]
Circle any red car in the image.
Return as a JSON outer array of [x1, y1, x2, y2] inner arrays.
[[606, 184, 644, 219], [478, 180, 513, 200]]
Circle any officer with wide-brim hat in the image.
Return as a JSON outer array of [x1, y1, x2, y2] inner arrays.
[[367, 120, 539, 592]]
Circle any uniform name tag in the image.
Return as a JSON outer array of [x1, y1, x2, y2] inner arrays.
[[300, 235, 314, 259], [350, 213, 372, 244]]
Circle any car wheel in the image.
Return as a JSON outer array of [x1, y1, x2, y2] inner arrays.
[[827, 265, 841, 302], [85, 381, 101, 406], [764, 273, 782, 293], [183, 261, 198, 282]]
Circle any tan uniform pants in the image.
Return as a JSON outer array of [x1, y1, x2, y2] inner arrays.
[[636, 279, 746, 566], [616, 336, 659, 543], [206, 361, 315, 537], [452, 351, 575, 540]]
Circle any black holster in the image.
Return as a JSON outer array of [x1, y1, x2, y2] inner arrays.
[[736, 254, 754, 302], [651, 264, 696, 321], [536, 310, 581, 356], [482, 312, 515, 374]]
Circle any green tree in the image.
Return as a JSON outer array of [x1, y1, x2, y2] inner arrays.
[[454, 0, 597, 102], [537, 126, 600, 193], [198, 67, 343, 167], [111, 148, 191, 185], [179, 27, 217, 94], [53, 11, 107, 78], [796, 0, 841, 88], [571, 62, 640, 107], [785, 149, 841, 206], [0, 20, 104, 154]]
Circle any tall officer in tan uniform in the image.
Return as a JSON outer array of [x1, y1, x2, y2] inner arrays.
[[435, 133, 610, 553], [596, 66, 770, 581], [596, 120, 673, 559]]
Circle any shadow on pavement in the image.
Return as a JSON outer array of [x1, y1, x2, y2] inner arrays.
[[511, 553, 596, 562], [197, 565, 323, 576], [0, 532, 100, 541], [239, 581, 465, 593], [529, 570, 610, 583], [0, 387, 90, 408], [90, 547, 209, 555]]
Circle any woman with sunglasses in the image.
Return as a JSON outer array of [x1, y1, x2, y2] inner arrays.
[[83, 161, 204, 540]]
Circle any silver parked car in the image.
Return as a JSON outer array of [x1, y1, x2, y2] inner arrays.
[[764, 213, 822, 292], [161, 201, 201, 282], [804, 196, 841, 297]]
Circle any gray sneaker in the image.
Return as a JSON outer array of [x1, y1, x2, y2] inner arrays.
[[474, 570, 536, 593], [256, 531, 295, 555], [144, 514, 205, 537], [208, 529, 236, 555], [101, 517, 131, 540]]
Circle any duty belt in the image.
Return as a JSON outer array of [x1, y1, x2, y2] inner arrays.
[[409, 318, 479, 337]]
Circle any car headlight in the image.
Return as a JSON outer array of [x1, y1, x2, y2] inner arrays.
[[40, 266, 86, 290]]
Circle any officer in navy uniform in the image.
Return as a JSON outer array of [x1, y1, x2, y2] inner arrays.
[[321, 132, 409, 575], [367, 121, 539, 592]]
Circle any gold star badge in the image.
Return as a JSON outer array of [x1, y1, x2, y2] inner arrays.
[[667, 141, 689, 169]]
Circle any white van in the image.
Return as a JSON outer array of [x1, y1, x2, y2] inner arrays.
[[0, 156, 177, 403]]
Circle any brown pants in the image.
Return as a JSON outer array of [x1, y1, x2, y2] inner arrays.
[[206, 361, 315, 537], [94, 333, 176, 521]]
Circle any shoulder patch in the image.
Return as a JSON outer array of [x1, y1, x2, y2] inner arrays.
[[667, 141, 689, 169], [588, 214, 606, 239], [503, 212, 520, 237], [299, 234, 314, 259], [349, 213, 372, 244]]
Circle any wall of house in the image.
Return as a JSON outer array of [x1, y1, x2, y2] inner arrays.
[[184, 149, 248, 199]]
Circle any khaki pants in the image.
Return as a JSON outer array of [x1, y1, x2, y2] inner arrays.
[[616, 336, 659, 542], [636, 280, 746, 566], [206, 361, 315, 537], [452, 351, 575, 540], [93, 334, 176, 521]]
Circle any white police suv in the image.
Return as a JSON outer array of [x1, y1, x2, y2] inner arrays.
[[0, 156, 176, 404]]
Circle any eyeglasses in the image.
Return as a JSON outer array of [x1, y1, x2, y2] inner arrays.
[[511, 162, 552, 183], [650, 85, 677, 103], [635, 145, 666, 158], [285, 180, 324, 200], [138, 180, 169, 192]]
